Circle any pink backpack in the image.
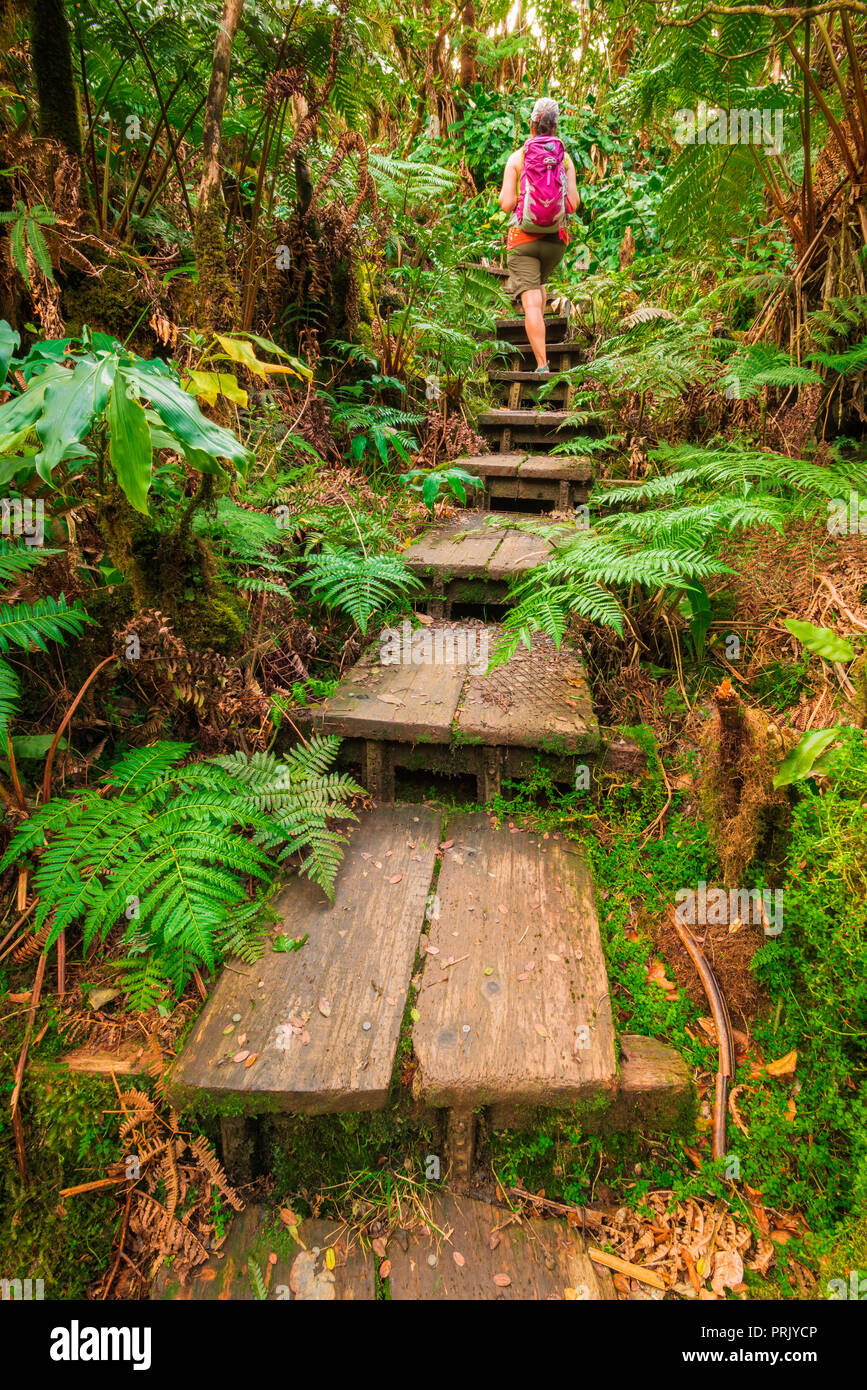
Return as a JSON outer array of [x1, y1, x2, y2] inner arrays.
[[517, 136, 568, 234]]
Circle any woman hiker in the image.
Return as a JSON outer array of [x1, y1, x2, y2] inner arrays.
[[498, 97, 579, 373]]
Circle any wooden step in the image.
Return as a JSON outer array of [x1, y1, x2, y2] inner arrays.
[[452, 453, 592, 482], [403, 513, 555, 606], [155, 1205, 376, 1301], [478, 409, 572, 429], [487, 370, 583, 390], [411, 813, 617, 1111], [155, 1194, 617, 1301], [299, 623, 599, 801], [502, 340, 575, 360], [478, 411, 582, 454], [171, 806, 442, 1113], [488, 1034, 696, 1133], [489, 370, 556, 382], [495, 314, 567, 341], [488, 370, 573, 409], [449, 452, 592, 509], [168, 804, 690, 1183]]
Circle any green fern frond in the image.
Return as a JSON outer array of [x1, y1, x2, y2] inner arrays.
[[0, 595, 93, 654], [295, 550, 423, 633]]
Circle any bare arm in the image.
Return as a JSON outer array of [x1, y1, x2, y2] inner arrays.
[[565, 155, 579, 213], [498, 152, 520, 214]]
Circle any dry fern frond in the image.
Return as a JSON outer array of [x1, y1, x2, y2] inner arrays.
[[12, 921, 50, 962], [190, 1134, 245, 1211], [161, 1145, 179, 1220], [131, 1190, 210, 1269]]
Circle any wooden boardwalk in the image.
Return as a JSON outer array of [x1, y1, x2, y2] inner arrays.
[[171, 805, 692, 1181], [163, 299, 694, 1302]]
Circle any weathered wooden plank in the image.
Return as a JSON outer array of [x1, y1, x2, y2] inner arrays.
[[450, 452, 526, 477], [495, 314, 567, 339], [488, 369, 557, 383], [171, 807, 439, 1112], [59, 1044, 149, 1076], [156, 1207, 375, 1301], [403, 516, 503, 577], [385, 1193, 616, 1300], [488, 1034, 695, 1132], [602, 1034, 696, 1132], [519, 454, 593, 481], [485, 527, 552, 578], [412, 813, 616, 1109], [403, 516, 552, 583], [478, 409, 571, 428], [309, 636, 467, 743], [456, 632, 598, 752]]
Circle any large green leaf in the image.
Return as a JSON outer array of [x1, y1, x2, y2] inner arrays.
[[0, 658, 19, 740], [108, 380, 153, 514], [0, 320, 20, 387], [422, 473, 439, 509], [34, 357, 111, 479], [0, 362, 70, 446], [121, 362, 249, 466], [680, 581, 712, 655], [785, 618, 856, 663], [773, 727, 846, 788]]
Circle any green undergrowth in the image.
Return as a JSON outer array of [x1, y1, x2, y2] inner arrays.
[[0, 1064, 118, 1297], [259, 1110, 439, 1214], [746, 730, 867, 1239]]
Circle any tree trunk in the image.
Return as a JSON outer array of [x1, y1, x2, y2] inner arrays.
[[194, 0, 245, 331], [26, 0, 85, 158], [459, 3, 476, 90]]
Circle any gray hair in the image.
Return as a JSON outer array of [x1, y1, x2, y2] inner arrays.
[[531, 97, 559, 133]]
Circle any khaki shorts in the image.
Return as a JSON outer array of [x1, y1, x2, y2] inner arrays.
[[506, 235, 566, 302]]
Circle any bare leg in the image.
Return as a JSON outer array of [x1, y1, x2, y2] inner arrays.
[[521, 285, 547, 369]]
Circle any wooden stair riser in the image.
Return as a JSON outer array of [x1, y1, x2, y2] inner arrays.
[[505, 343, 575, 371], [489, 373, 573, 407], [312, 733, 645, 806], [481, 427, 585, 453], [421, 576, 512, 622], [494, 314, 568, 342], [333, 737, 592, 806], [484, 476, 588, 508]]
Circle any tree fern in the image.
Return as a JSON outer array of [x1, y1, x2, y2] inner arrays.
[[596, 443, 866, 506], [721, 344, 822, 399]]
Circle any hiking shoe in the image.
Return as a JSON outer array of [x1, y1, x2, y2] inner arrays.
[[534, 364, 549, 374]]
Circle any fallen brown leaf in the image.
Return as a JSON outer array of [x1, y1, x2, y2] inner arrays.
[[765, 1049, 797, 1078]]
